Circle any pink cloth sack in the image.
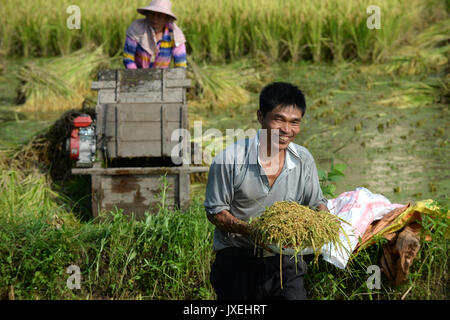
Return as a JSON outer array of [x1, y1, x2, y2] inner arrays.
[[321, 187, 405, 268]]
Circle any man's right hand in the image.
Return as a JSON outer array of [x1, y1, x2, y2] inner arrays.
[[207, 210, 276, 254], [207, 210, 251, 236]]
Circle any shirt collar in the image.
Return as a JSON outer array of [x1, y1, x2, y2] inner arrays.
[[253, 129, 300, 171]]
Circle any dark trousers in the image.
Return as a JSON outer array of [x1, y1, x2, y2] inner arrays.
[[210, 247, 307, 300]]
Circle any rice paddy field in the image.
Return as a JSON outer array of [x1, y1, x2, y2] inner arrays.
[[0, 0, 449, 300]]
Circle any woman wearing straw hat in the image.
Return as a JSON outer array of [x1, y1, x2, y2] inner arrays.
[[123, 0, 187, 69]]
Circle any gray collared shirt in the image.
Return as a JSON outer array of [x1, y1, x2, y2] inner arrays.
[[204, 131, 328, 252]]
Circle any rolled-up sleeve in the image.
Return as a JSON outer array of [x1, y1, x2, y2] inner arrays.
[[302, 159, 328, 209], [204, 153, 234, 215]]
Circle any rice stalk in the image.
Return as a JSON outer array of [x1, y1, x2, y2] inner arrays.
[[304, 2, 326, 62], [282, 14, 306, 63], [324, 1, 354, 63]]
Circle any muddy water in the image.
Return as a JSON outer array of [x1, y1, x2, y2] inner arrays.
[[317, 103, 449, 205], [190, 62, 449, 206]]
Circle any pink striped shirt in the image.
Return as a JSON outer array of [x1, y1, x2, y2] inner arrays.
[[123, 23, 187, 69]]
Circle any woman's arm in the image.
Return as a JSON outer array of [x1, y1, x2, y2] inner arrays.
[[123, 36, 138, 69], [172, 42, 187, 68]]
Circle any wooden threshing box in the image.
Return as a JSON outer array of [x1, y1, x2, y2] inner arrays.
[[72, 68, 208, 219], [73, 167, 198, 220]]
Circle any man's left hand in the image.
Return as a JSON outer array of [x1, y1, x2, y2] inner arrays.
[[317, 204, 329, 212]]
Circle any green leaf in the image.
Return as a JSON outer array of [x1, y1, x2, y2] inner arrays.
[[333, 163, 347, 174], [318, 169, 327, 181], [327, 172, 344, 182]]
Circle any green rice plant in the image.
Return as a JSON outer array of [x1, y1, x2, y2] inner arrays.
[[204, 15, 224, 63], [252, 9, 285, 62], [282, 14, 306, 63], [224, 8, 247, 61], [305, 238, 387, 300], [304, 2, 327, 62], [347, 11, 374, 62], [371, 3, 411, 63], [1, 0, 447, 63], [410, 204, 449, 299], [437, 73, 450, 101], [324, 15, 345, 63], [324, 1, 354, 63], [0, 167, 71, 223]]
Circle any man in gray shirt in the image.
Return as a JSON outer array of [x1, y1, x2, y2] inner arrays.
[[204, 82, 328, 300]]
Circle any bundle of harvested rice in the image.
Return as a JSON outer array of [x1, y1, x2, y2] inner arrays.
[[249, 201, 349, 286], [16, 46, 109, 111], [384, 19, 450, 76], [187, 57, 268, 109]]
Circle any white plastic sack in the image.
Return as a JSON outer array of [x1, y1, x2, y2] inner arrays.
[[268, 187, 405, 269], [322, 187, 405, 268]]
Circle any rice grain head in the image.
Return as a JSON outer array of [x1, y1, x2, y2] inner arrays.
[[249, 201, 348, 263]]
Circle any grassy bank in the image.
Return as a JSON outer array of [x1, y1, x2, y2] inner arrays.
[[0, 0, 447, 63], [0, 161, 448, 300]]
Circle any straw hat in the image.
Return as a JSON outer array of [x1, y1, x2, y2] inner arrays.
[[137, 0, 177, 21]]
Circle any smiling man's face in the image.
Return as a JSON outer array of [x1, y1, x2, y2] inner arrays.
[[257, 104, 302, 150]]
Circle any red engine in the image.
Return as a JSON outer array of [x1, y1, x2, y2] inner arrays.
[[67, 115, 96, 167], [69, 128, 80, 160]]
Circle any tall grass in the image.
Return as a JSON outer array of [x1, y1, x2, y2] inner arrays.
[[0, 164, 215, 299], [0, 0, 447, 63]]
